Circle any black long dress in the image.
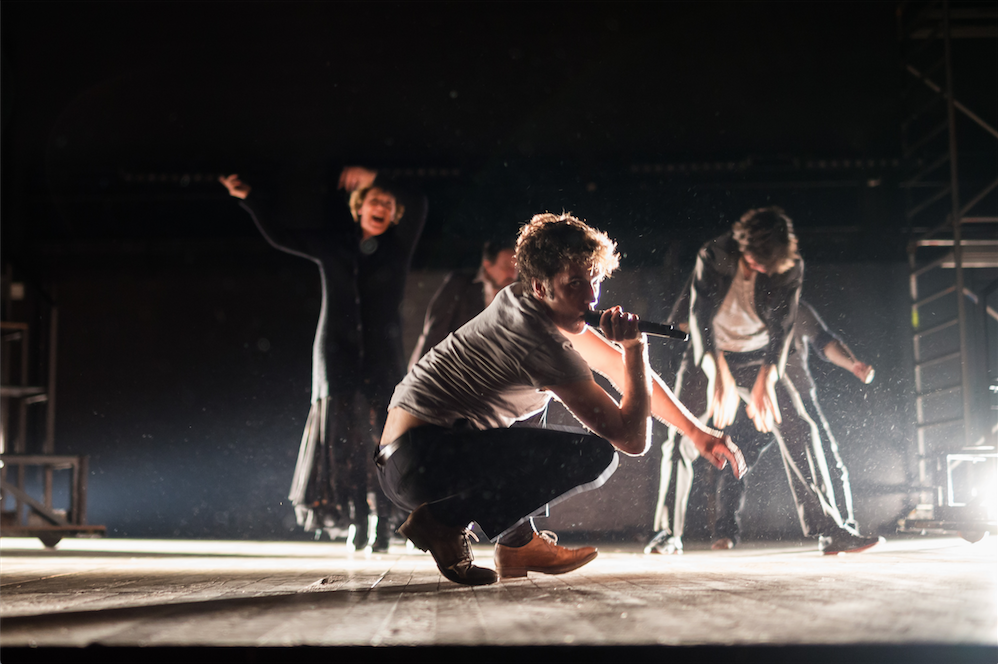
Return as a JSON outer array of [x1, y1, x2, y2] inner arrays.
[[238, 176, 427, 540]]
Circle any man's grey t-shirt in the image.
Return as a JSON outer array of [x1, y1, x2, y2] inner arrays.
[[389, 284, 593, 430]]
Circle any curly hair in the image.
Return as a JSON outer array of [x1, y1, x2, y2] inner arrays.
[[515, 212, 619, 287], [732, 206, 799, 274], [348, 186, 405, 225]]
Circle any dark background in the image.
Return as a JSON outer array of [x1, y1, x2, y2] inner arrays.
[[1, 2, 994, 541]]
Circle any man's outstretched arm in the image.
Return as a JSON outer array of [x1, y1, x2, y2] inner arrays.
[[822, 338, 875, 384], [569, 326, 745, 477], [799, 301, 874, 383]]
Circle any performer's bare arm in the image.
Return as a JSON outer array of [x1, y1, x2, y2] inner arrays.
[[798, 300, 874, 384], [822, 338, 875, 384], [548, 309, 651, 456], [569, 325, 745, 476]]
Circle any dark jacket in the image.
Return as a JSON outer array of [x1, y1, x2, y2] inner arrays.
[[238, 176, 427, 400], [408, 269, 485, 367], [688, 232, 802, 376]]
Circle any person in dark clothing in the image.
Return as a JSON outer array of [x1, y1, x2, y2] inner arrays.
[[220, 167, 427, 552], [408, 239, 517, 366], [647, 207, 881, 556]]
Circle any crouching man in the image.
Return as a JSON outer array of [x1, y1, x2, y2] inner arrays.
[[376, 213, 745, 586]]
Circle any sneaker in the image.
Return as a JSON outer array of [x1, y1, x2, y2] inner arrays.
[[397, 504, 497, 585], [644, 530, 682, 555], [711, 537, 735, 550], [818, 528, 884, 555], [494, 531, 597, 579]]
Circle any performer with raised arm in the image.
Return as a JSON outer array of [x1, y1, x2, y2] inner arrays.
[[647, 207, 881, 556], [220, 167, 426, 552], [376, 212, 745, 586]]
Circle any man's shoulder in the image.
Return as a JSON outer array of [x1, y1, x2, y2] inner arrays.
[[433, 270, 483, 302], [492, 285, 535, 322], [442, 269, 480, 288], [487, 288, 562, 344]]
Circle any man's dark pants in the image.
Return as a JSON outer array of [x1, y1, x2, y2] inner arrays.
[[377, 423, 617, 541]]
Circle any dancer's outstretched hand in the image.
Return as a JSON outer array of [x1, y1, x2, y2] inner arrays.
[[691, 429, 746, 479]]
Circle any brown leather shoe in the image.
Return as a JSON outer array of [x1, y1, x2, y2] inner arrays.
[[711, 537, 735, 550], [397, 504, 497, 586], [494, 531, 597, 579]]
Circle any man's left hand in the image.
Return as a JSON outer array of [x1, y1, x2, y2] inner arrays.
[[691, 428, 746, 479]]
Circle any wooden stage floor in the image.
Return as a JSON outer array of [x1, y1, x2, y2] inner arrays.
[[0, 534, 995, 662]]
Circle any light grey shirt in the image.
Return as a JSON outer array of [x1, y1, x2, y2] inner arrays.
[[390, 284, 593, 430]]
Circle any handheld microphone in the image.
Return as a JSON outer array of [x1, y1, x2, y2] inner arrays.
[[583, 309, 689, 341]]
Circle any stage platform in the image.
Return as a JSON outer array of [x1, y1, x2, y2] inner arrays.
[[0, 534, 995, 663]]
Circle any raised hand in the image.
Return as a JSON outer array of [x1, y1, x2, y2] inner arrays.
[[337, 166, 377, 192], [219, 174, 251, 199]]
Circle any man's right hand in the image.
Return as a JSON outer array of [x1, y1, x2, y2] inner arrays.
[[219, 174, 251, 199], [597, 306, 643, 348], [745, 363, 781, 433]]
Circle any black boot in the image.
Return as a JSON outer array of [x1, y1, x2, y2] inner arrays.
[[372, 517, 391, 553], [352, 519, 370, 551]]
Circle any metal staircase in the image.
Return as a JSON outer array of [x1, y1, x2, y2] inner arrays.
[[897, 1, 998, 540]]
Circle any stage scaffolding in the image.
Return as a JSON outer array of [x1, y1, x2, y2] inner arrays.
[[0, 266, 105, 547], [897, 1, 997, 540]]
